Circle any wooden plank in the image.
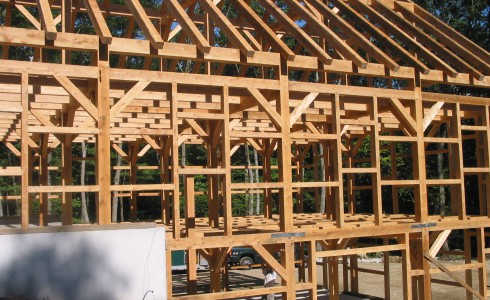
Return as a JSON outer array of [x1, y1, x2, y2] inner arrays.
[[372, 97, 382, 225], [126, 0, 164, 48], [82, 0, 113, 44], [424, 254, 485, 300], [333, 94, 344, 228], [36, 0, 57, 39], [198, 0, 254, 57], [165, 0, 211, 53]]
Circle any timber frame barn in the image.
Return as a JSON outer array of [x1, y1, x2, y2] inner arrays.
[[0, 0, 490, 299]]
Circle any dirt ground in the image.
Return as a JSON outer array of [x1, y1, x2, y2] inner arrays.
[[172, 259, 489, 299]]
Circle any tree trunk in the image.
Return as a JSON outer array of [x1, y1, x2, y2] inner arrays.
[[319, 144, 326, 213], [253, 148, 261, 215], [112, 143, 123, 222], [81, 142, 89, 223]]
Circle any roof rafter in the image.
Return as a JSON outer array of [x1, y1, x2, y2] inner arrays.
[[126, 0, 164, 49], [284, 0, 368, 69], [198, 0, 255, 57], [82, 0, 113, 44], [36, 0, 57, 40], [305, 0, 399, 71], [257, 0, 333, 65], [165, 0, 211, 53]]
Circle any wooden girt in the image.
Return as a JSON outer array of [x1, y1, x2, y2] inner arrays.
[[197, 0, 255, 57], [257, 0, 333, 65], [126, 0, 164, 49]]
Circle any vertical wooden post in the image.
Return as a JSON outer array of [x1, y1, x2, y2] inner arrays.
[[21, 72, 29, 230], [476, 227, 487, 298], [96, 59, 111, 224], [221, 86, 232, 235], [171, 82, 180, 239], [161, 137, 171, 223], [278, 61, 293, 232], [342, 255, 349, 292], [263, 139, 273, 218], [185, 176, 195, 237], [62, 0, 72, 64], [401, 233, 412, 300], [464, 229, 473, 300], [413, 75, 428, 223], [420, 229, 431, 300], [451, 103, 466, 219], [129, 142, 139, 221], [350, 255, 359, 293], [166, 249, 173, 297], [333, 94, 344, 227], [372, 97, 382, 225], [281, 239, 296, 299], [61, 111, 74, 225], [328, 256, 340, 300], [390, 142, 399, 214], [484, 107, 490, 217], [383, 239, 391, 300], [308, 240, 318, 299], [39, 134, 49, 226], [187, 249, 197, 294]]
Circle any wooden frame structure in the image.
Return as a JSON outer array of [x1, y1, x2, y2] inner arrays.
[[0, 0, 490, 299]]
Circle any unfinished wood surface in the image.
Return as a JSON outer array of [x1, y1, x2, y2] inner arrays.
[[0, 0, 489, 299]]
